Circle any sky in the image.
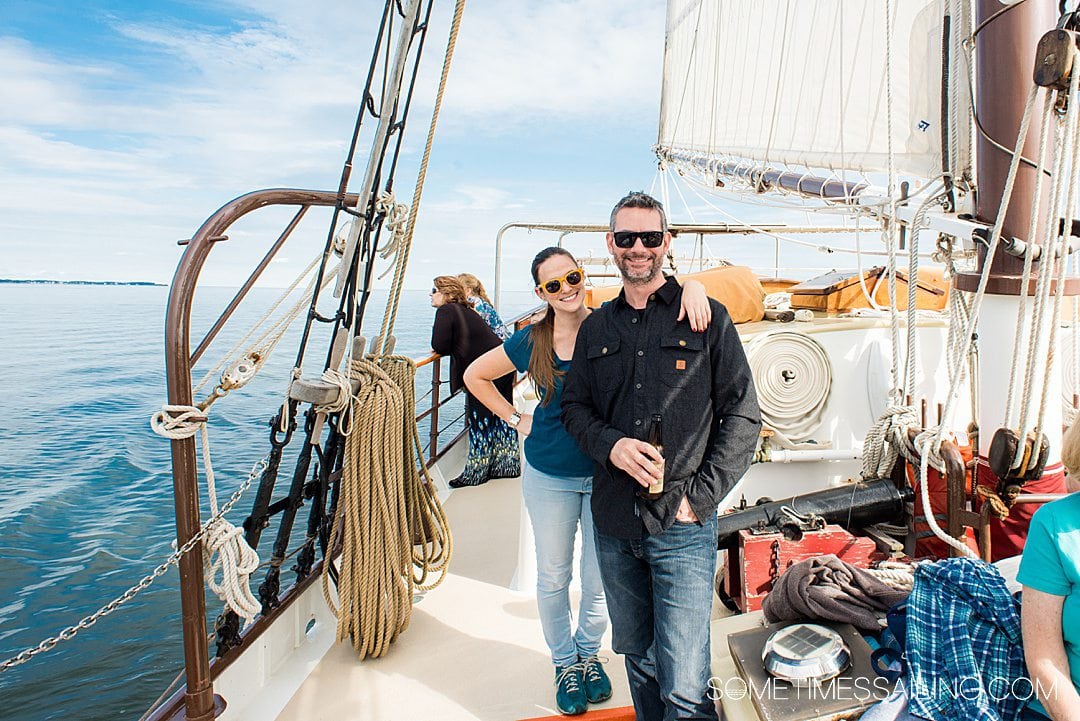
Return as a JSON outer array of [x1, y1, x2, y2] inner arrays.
[[0, 0, 699, 290]]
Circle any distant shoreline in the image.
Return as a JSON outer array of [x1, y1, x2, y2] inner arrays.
[[0, 278, 165, 287]]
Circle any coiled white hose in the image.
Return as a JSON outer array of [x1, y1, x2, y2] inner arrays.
[[746, 332, 832, 449]]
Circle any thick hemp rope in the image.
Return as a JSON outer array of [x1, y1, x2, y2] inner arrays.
[[380, 355, 452, 590], [150, 405, 262, 621], [322, 355, 451, 659]]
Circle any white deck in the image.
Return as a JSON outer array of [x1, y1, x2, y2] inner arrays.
[[275, 476, 633, 721]]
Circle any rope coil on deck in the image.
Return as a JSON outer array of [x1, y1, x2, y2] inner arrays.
[[323, 355, 451, 660]]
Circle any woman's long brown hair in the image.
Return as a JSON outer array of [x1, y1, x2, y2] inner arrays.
[[529, 247, 579, 406]]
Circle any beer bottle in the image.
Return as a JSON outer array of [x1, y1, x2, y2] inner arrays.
[[639, 414, 665, 500]]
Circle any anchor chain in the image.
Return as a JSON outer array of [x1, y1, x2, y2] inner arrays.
[[0, 457, 267, 673]]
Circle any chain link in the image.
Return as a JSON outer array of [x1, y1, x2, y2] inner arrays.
[[769, 539, 781, 583], [0, 457, 268, 673]]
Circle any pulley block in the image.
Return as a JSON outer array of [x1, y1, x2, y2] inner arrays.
[[987, 427, 1050, 500]]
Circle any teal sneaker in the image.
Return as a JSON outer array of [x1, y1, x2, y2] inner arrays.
[[554, 663, 587, 715], [580, 655, 613, 703]]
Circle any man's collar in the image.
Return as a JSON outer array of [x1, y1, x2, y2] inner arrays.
[[615, 274, 681, 308]]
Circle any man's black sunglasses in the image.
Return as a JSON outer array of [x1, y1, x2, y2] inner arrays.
[[612, 230, 664, 249]]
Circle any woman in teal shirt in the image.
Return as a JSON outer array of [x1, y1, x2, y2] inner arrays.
[[464, 247, 710, 715], [1019, 484, 1080, 720]]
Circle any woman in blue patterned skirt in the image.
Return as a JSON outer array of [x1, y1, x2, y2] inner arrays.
[[430, 275, 520, 487]]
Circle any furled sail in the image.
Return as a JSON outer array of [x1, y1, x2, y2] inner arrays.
[[658, 0, 972, 191]]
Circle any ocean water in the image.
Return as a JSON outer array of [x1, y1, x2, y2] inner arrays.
[[0, 283, 540, 721]]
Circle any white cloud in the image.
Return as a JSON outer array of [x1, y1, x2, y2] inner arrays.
[[436, 0, 665, 122], [0, 1, 669, 287]]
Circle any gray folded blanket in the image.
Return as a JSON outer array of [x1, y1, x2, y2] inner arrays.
[[762, 554, 909, 632]]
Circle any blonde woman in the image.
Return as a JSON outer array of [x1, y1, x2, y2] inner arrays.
[[464, 247, 711, 715], [458, 272, 510, 340]]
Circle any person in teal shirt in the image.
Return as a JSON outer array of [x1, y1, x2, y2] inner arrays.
[[1019, 487, 1080, 720], [464, 246, 711, 715]]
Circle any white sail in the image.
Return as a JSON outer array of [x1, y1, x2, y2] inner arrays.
[[659, 0, 972, 184]]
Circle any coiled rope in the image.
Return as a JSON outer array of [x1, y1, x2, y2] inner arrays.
[[322, 356, 451, 659], [861, 405, 920, 480], [867, 561, 916, 592], [317, 0, 463, 658], [150, 405, 262, 621], [746, 332, 832, 449]]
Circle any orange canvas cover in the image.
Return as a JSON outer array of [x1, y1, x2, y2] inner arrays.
[[584, 266, 766, 324], [789, 266, 948, 314]]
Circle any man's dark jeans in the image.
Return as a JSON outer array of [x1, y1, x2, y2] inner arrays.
[[595, 514, 719, 721]]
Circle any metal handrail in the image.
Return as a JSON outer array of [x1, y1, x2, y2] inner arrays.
[[160, 193, 544, 720], [413, 353, 466, 466], [163, 187, 357, 721], [491, 221, 863, 310]]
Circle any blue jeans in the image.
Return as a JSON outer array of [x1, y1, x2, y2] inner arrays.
[[595, 514, 719, 721], [521, 460, 608, 667]]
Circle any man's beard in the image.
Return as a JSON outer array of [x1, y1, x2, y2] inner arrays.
[[615, 252, 663, 285]]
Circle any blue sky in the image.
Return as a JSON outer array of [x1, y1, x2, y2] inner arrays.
[[0, 0, 688, 288]]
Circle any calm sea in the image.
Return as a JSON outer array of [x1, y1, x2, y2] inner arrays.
[[0, 283, 539, 721]]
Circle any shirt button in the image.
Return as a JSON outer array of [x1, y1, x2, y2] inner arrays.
[[635, 383, 642, 389], [602, 347, 608, 354], [637, 350, 644, 357], [679, 340, 686, 347], [649, 294, 656, 301], [635, 419, 642, 426], [631, 318, 638, 324]]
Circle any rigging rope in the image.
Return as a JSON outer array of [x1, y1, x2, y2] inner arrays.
[[323, 358, 410, 659], [193, 251, 329, 400], [321, 0, 463, 656], [911, 84, 1044, 560], [1017, 154, 1063, 455], [1033, 67, 1080, 450], [866, 563, 915, 592], [862, 405, 919, 480], [373, 0, 467, 358], [151, 405, 262, 621]]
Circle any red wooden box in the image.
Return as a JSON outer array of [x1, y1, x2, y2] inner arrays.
[[723, 525, 882, 613]]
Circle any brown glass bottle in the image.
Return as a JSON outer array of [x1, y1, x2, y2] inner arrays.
[[639, 414, 665, 500]]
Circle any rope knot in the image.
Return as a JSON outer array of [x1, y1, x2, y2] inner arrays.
[[316, 368, 355, 416], [861, 404, 920, 479], [150, 402, 262, 621], [203, 517, 261, 622], [976, 485, 1011, 520], [150, 405, 208, 440]]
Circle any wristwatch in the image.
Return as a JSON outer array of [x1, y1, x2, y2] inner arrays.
[[506, 412, 522, 428]]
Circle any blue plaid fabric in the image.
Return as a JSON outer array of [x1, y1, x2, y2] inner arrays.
[[905, 558, 1029, 721]]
